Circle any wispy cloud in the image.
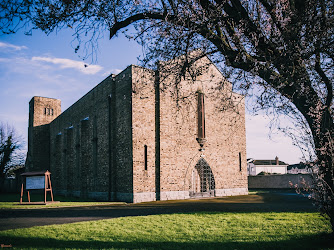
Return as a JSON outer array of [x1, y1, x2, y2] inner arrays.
[[0, 42, 27, 51], [102, 68, 122, 77], [31, 56, 103, 75]]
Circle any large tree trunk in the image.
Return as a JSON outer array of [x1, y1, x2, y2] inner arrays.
[[316, 146, 334, 234], [310, 107, 334, 233]]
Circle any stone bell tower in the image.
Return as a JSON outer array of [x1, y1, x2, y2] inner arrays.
[[26, 97, 61, 172]]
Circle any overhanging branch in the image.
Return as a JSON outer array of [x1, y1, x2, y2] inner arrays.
[[109, 12, 166, 39], [315, 53, 333, 108]]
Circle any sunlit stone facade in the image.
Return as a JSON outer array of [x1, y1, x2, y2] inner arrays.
[[26, 57, 248, 203]]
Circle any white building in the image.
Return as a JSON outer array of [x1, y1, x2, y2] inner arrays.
[[247, 156, 288, 176]]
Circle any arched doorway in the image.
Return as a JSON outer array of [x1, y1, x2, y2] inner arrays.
[[189, 157, 215, 198]]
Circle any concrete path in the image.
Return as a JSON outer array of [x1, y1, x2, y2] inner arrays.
[[0, 191, 315, 231]]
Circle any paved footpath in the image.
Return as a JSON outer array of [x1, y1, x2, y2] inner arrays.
[[0, 191, 315, 231]]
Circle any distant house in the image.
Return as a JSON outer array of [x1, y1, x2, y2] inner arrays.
[[247, 156, 288, 176], [287, 162, 312, 174]]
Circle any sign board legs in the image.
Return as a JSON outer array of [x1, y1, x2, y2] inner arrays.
[[20, 183, 23, 204], [19, 184, 31, 204]]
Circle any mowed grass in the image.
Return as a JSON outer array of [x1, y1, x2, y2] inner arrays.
[[0, 201, 124, 209], [0, 193, 125, 209], [0, 212, 332, 249]]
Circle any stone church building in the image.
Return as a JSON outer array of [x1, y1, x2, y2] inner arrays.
[[26, 56, 248, 203]]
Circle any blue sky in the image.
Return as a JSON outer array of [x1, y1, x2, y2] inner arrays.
[[0, 28, 304, 164]]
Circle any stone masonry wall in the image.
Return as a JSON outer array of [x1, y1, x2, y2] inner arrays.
[[49, 78, 111, 199], [48, 68, 134, 202], [158, 56, 248, 200], [131, 66, 156, 203], [114, 67, 134, 202]]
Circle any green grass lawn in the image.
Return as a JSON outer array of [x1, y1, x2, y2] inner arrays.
[[0, 193, 96, 202], [0, 193, 125, 209], [0, 201, 124, 209], [0, 212, 332, 249]]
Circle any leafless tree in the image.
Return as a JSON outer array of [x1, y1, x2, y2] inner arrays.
[[0, 123, 24, 192], [0, 0, 333, 232]]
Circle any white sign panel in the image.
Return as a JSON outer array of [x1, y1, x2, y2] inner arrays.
[[26, 176, 45, 190]]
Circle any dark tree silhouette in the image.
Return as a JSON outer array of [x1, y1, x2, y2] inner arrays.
[[0, 123, 24, 191], [0, 0, 333, 231]]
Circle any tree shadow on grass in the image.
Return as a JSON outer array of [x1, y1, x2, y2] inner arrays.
[[0, 191, 318, 231], [1, 233, 333, 249]]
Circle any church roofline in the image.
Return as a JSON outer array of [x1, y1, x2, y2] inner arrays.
[[130, 64, 155, 73], [48, 66, 130, 124], [42, 56, 236, 128], [48, 64, 155, 126]]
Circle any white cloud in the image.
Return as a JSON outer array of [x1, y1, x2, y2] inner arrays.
[[31, 56, 103, 75], [102, 68, 123, 77], [0, 56, 53, 77], [0, 42, 27, 51]]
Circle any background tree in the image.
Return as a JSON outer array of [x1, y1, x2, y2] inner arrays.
[[0, 0, 333, 231], [0, 123, 24, 192]]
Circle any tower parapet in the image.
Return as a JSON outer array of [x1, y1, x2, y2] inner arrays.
[[29, 97, 61, 127]]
